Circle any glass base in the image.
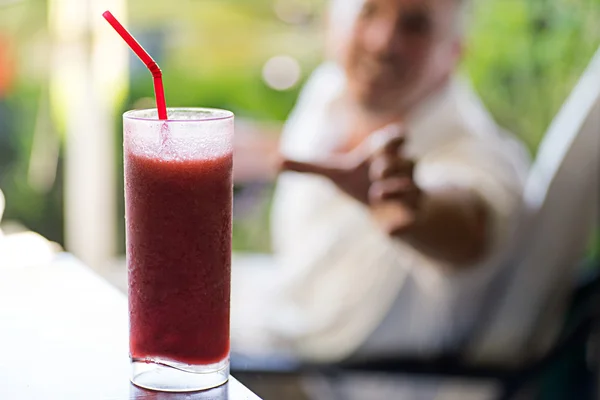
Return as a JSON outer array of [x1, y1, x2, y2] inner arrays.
[[131, 356, 229, 392]]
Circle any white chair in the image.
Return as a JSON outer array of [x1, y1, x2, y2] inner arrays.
[[470, 45, 600, 366], [0, 189, 4, 229]]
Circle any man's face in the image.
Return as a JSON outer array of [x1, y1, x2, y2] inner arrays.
[[344, 0, 463, 114]]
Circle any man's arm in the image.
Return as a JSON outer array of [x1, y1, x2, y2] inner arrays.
[[280, 125, 491, 270], [372, 187, 489, 267]]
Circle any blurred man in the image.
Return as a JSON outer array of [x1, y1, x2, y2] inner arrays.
[[231, 0, 530, 364]]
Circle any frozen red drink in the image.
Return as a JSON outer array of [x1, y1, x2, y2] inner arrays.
[[124, 108, 234, 392]]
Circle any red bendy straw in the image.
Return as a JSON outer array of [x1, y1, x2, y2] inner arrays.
[[102, 11, 168, 120]]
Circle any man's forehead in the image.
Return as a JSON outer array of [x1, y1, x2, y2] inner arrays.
[[367, 0, 459, 14], [364, 0, 463, 34]]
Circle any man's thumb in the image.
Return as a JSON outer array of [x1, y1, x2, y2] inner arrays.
[[280, 158, 344, 180]]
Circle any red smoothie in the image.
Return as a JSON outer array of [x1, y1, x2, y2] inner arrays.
[[125, 148, 233, 366]]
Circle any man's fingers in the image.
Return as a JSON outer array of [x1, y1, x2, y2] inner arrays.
[[369, 177, 411, 200], [280, 158, 344, 180], [381, 135, 405, 155], [369, 156, 415, 181], [370, 202, 417, 235], [369, 178, 421, 207], [368, 123, 406, 156]]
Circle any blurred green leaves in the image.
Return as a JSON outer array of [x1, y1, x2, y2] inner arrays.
[[465, 0, 600, 152], [1, 0, 599, 252]]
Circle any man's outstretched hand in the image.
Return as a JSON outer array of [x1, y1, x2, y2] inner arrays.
[[280, 124, 422, 234]]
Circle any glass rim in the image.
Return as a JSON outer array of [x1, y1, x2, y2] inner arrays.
[[124, 107, 234, 122]]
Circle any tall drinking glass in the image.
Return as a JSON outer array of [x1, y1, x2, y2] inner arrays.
[[123, 108, 233, 392]]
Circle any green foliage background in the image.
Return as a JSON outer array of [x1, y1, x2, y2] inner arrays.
[[0, 0, 598, 254]]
